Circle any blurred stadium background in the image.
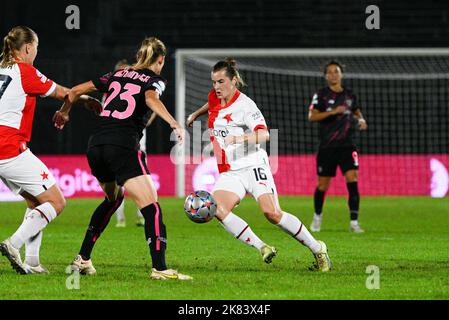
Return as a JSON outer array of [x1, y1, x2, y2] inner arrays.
[[2, 0, 449, 199]]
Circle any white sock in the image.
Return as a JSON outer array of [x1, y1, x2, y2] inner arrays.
[[23, 208, 43, 267], [116, 200, 126, 222], [277, 212, 321, 254], [220, 212, 265, 251], [10, 202, 57, 250], [350, 220, 359, 226]]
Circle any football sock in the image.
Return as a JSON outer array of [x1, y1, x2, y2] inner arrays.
[[140, 203, 167, 271], [115, 200, 126, 222], [10, 202, 57, 250], [79, 195, 124, 260], [277, 212, 322, 254], [220, 212, 265, 250], [347, 182, 360, 221], [22, 208, 42, 267], [314, 188, 325, 215]]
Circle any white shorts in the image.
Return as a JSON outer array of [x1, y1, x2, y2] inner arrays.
[[213, 164, 277, 201], [0, 149, 56, 197]]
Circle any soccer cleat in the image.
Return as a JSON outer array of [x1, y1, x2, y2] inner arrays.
[[310, 213, 322, 232], [115, 220, 126, 228], [350, 222, 365, 233], [260, 245, 277, 264], [70, 254, 97, 275], [24, 264, 49, 274], [309, 240, 332, 272], [0, 239, 27, 275], [150, 268, 192, 280], [135, 217, 145, 227]]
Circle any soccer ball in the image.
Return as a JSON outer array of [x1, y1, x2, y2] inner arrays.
[[184, 190, 217, 223]]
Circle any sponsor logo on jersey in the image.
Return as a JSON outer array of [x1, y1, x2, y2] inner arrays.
[[328, 99, 335, 104], [211, 128, 229, 138], [346, 99, 353, 107]]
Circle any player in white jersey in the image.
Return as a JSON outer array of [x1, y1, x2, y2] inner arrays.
[[0, 26, 101, 274], [187, 58, 332, 271]]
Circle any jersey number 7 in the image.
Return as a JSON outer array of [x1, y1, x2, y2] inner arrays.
[[101, 81, 141, 120], [0, 75, 12, 100]]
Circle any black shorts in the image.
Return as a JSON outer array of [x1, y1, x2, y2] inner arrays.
[[316, 147, 359, 177], [87, 145, 150, 186]]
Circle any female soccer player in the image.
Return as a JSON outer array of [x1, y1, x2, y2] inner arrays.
[[54, 37, 191, 280], [186, 58, 332, 272], [308, 61, 368, 233], [0, 26, 100, 274]]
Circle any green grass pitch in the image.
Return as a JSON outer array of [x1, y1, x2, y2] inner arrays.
[[0, 196, 448, 300]]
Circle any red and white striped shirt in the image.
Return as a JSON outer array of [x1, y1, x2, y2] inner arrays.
[[0, 62, 56, 159]]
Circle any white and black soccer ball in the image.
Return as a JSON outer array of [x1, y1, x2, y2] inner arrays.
[[184, 190, 217, 223]]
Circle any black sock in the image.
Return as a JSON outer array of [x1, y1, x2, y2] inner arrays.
[[314, 187, 326, 215], [79, 196, 124, 260], [346, 182, 360, 221], [140, 202, 167, 271]]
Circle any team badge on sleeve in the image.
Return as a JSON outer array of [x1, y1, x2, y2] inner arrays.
[[35, 69, 48, 83]]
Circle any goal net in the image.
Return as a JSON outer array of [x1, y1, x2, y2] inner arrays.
[[175, 49, 449, 198]]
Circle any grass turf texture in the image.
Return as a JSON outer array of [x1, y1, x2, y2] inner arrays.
[[0, 196, 448, 300]]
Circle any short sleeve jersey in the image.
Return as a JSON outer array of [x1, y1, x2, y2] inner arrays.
[[208, 89, 269, 173], [309, 87, 360, 149], [89, 68, 167, 150], [0, 62, 56, 160]]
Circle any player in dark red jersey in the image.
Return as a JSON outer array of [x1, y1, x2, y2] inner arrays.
[[54, 37, 191, 280], [0, 26, 100, 274], [308, 61, 368, 233]]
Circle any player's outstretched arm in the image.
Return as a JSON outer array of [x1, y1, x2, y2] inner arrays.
[[53, 81, 101, 130], [145, 90, 184, 143], [186, 102, 209, 127]]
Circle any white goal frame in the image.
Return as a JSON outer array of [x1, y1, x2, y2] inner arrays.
[[175, 48, 449, 197]]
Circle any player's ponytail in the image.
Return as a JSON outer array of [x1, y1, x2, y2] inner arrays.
[[133, 37, 166, 71], [213, 58, 245, 89], [0, 26, 37, 68]]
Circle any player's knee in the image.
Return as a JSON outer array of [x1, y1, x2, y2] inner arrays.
[[50, 196, 66, 215], [263, 208, 282, 224], [215, 205, 231, 221], [318, 183, 330, 192]]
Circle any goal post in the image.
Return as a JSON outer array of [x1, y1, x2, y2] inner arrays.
[[175, 48, 449, 198]]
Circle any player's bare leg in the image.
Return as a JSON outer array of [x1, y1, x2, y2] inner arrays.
[[345, 170, 364, 233], [311, 176, 331, 232], [258, 193, 332, 271], [72, 181, 124, 275], [213, 190, 275, 263], [125, 175, 191, 280], [1, 185, 65, 274]]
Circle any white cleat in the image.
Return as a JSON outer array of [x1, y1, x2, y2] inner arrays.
[[0, 239, 27, 274], [310, 213, 322, 232], [70, 254, 97, 275], [309, 240, 332, 272], [150, 268, 192, 280], [350, 222, 365, 233], [24, 264, 49, 274]]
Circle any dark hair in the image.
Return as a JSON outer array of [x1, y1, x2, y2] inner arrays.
[[212, 57, 245, 88], [0, 26, 38, 68], [323, 60, 344, 75]]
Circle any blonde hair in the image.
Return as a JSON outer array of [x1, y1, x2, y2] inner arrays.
[[212, 58, 245, 88], [0, 26, 37, 68], [132, 37, 166, 70]]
